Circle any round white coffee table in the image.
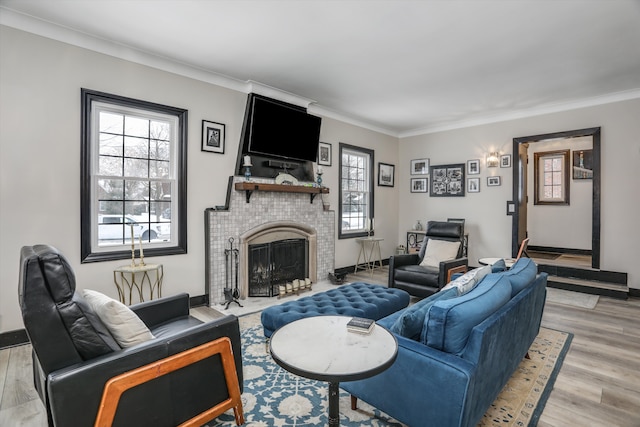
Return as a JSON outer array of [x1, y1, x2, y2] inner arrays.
[[269, 315, 398, 426]]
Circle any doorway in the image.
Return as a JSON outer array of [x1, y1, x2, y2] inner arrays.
[[512, 127, 601, 269]]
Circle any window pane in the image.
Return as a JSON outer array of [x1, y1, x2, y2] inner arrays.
[[99, 112, 123, 134], [552, 157, 563, 170], [125, 180, 147, 200], [544, 187, 553, 199], [150, 139, 170, 161], [125, 116, 149, 137], [99, 156, 123, 176], [552, 171, 562, 185], [99, 133, 123, 156], [149, 160, 170, 179], [150, 120, 170, 141], [125, 158, 149, 178], [544, 159, 553, 171], [544, 173, 553, 186], [98, 179, 124, 200], [125, 201, 149, 216], [124, 136, 149, 158]]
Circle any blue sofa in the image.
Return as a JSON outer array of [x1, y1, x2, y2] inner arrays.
[[341, 258, 546, 427]]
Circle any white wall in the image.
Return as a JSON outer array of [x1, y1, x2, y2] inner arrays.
[[527, 136, 592, 250], [398, 99, 640, 290], [0, 26, 399, 333]]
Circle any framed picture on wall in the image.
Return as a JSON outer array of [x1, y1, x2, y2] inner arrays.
[[410, 177, 428, 193], [467, 159, 480, 175], [573, 149, 593, 179], [500, 154, 512, 168], [201, 120, 225, 154], [318, 142, 332, 166], [487, 176, 501, 186], [467, 177, 480, 193], [430, 163, 465, 197], [378, 162, 395, 187], [410, 158, 429, 175]]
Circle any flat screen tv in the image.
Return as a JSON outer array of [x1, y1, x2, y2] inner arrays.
[[246, 95, 322, 162]]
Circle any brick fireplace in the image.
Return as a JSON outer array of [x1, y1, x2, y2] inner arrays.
[[205, 176, 334, 304]]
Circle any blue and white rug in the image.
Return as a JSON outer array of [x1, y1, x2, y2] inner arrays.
[[207, 312, 404, 426], [207, 312, 571, 427]]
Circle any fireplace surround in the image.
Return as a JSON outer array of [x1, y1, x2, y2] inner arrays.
[[205, 177, 334, 304]]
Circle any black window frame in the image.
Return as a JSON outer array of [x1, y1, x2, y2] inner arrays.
[[80, 89, 187, 263], [338, 143, 375, 240]]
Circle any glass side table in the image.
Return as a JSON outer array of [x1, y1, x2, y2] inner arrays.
[[113, 263, 163, 305]]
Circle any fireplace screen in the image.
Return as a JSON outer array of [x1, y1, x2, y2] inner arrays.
[[248, 238, 308, 297]]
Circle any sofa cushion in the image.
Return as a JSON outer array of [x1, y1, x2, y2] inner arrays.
[[394, 264, 439, 287], [419, 239, 461, 268], [502, 258, 537, 297], [82, 289, 155, 348], [442, 265, 491, 295], [421, 275, 511, 355], [389, 287, 458, 339]]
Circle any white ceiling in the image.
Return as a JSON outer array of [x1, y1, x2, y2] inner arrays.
[[2, 0, 640, 136]]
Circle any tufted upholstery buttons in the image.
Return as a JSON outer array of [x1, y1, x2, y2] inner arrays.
[[261, 283, 410, 337]]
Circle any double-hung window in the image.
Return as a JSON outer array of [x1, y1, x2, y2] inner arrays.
[[81, 89, 187, 262], [339, 143, 374, 239], [533, 149, 570, 205]]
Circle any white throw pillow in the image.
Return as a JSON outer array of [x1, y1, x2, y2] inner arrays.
[[442, 265, 492, 295], [419, 239, 461, 268], [81, 289, 155, 348]]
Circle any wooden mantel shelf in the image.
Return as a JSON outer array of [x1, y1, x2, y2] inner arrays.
[[235, 182, 329, 203]]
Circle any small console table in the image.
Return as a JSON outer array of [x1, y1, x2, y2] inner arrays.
[[354, 237, 384, 275], [113, 263, 164, 305]]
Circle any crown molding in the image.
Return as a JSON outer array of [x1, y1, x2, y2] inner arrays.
[[3, 6, 639, 140], [400, 88, 640, 138]]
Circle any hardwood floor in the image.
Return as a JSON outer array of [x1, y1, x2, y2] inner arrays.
[[1, 267, 639, 426]]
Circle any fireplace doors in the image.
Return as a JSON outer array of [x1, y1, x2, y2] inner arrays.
[[248, 238, 308, 297]]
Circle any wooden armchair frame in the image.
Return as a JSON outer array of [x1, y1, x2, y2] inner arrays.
[[94, 337, 244, 427]]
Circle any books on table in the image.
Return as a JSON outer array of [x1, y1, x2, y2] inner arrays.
[[347, 317, 375, 334]]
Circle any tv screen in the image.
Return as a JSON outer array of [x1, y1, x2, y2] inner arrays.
[[247, 95, 322, 162]]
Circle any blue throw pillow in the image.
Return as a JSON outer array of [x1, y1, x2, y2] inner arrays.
[[503, 258, 537, 297], [491, 258, 507, 272], [421, 275, 511, 355], [389, 287, 458, 340]]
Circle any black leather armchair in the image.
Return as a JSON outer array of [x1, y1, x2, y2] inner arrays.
[[389, 221, 468, 298], [18, 245, 244, 427]]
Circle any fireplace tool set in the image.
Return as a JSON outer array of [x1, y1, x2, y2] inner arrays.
[[223, 237, 243, 309]]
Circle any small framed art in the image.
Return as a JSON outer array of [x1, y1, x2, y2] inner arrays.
[[410, 177, 428, 193], [378, 162, 395, 187], [500, 154, 511, 168], [201, 120, 225, 154], [487, 176, 501, 186], [467, 177, 480, 193], [318, 142, 332, 166], [467, 159, 480, 175], [410, 158, 429, 175]]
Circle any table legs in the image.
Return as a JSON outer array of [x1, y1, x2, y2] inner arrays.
[[328, 381, 340, 427]]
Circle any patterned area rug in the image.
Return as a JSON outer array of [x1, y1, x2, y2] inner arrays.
[[207, 313, 572, 427]]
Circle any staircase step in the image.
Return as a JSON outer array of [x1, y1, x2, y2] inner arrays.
[[546, 275, 629, 299], [538, 264, 627, 285]]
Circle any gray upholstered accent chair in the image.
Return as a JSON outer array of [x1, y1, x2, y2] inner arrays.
[[18, 244, 244, 427], [389, 221, 467, 298]]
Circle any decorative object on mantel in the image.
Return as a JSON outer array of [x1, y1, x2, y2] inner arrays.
[[277, 278, 313, 298], [201, 120, 225, 154], [430, 163, 465, 197], [243, 155, 252, 181], [234, 181, 329, 203], [316, 166, 324, 187], [275, 173, 299, 185], [486, 151, 500, 167], [318, 142, 332, 166], [223, 237, 243, 310]]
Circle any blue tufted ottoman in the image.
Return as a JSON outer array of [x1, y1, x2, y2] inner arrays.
[[260, 282, 410, 337]]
